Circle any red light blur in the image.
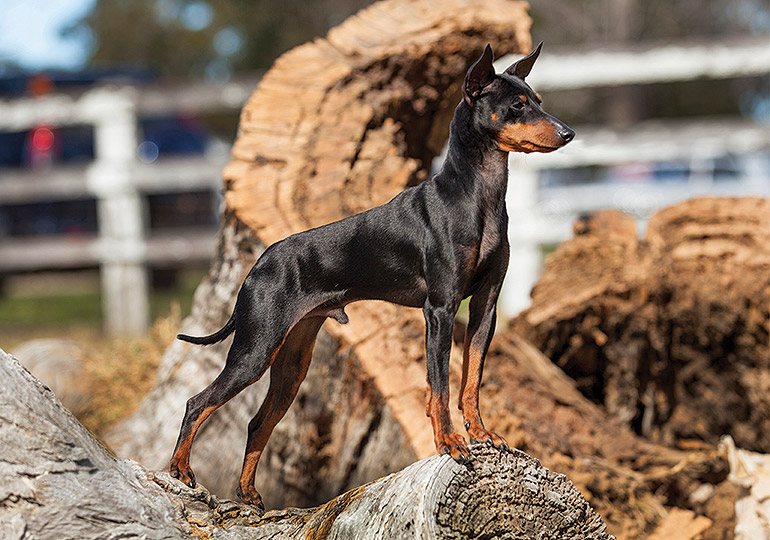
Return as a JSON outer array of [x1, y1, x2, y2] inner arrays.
[[31, 127, 55, 152]]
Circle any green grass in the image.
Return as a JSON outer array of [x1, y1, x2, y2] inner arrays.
[[0, 291, 103, 327], [148, 273, 201, 321], [0, 269, 205, 350]]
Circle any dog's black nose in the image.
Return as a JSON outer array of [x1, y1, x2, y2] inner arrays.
[[559, 127, 575, 143]]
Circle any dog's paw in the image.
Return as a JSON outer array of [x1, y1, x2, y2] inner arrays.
[[169, 462, 197, 489], [467, 425, 510, 452], [437, 432, 471, 463], [237, 485, 266, 511]]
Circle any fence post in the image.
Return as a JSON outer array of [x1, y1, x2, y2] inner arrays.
[[85, 88, 149, 336], [502, 165, 541, 317]]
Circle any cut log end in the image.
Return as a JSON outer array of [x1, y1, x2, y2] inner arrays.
[[433, 446, 613, 540]]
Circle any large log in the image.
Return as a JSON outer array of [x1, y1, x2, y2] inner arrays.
[[106, 0, 533, 507], [0, 349, 613, 540]]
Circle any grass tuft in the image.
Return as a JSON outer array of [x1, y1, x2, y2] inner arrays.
[[76, 305, 181, 437]]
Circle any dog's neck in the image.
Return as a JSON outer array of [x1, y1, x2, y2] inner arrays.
[[439, 102, 510, 207]]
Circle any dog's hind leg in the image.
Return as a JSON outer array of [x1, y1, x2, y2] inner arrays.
[[236, 316, 325, 509], [169, 311, 294, 488], [235, 317, 324, 508]]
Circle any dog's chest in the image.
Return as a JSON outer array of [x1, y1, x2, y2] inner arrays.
[[463, 219, 507, 282]]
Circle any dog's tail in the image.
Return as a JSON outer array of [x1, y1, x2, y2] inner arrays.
[[177, 311, 236, 346]]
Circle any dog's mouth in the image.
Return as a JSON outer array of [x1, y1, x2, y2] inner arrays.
[[520, 140, 561, 153], [499, 139, 562, 154], [496, 123, 570, 154], [496, 120, 574, 154]]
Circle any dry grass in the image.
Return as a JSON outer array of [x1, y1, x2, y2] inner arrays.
[[76, 305, 181, 437]]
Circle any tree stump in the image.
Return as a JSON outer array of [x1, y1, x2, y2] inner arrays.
[[0, 350, 613, 540]]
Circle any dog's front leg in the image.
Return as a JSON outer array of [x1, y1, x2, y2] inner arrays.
[[459, 285, 509, 452], [423, 302, 469, 462]]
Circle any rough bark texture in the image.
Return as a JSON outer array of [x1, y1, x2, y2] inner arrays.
[[106, 0, 532, 507], [510, 197, 770, 453], [0, 350, 613, 540]]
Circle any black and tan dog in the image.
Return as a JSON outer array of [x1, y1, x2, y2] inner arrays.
[[170, 43, 574, 509]]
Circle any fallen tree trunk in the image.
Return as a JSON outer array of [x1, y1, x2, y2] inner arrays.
[[0, 350, 613, 540]]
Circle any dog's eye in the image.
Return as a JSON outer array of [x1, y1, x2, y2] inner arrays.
[[511, 99, 524, 110]]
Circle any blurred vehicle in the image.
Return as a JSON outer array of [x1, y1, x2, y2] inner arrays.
[[0, 116, 208, 170], [539, 152, 769, 188]]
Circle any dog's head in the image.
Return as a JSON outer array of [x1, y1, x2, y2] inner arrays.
[[462, 43, 574, 153]]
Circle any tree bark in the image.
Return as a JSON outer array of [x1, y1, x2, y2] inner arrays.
[[0, 349, 613, 540], [105, 0, 533, 508]]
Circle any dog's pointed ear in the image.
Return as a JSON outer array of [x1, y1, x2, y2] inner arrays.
[[462, 44, 495, 106], [504, 41, 543, 80]]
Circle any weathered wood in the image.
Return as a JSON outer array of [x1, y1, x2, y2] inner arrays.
[[511, 197, 770, 453], [106, 0, 533, 506], [0, 349, 613, 540], [0, 349, 182, 540]]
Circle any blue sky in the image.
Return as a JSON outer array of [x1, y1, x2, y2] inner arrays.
[[0, 0, 96, 70]]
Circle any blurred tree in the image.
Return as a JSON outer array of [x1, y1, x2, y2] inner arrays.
[[68, 0, 769, 87], [66, 0, 374, 81]]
